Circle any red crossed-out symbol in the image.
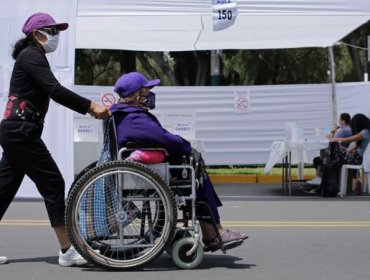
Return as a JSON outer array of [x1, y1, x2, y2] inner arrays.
[[236, 96, 249, 111], [101, 93, 116, 108]]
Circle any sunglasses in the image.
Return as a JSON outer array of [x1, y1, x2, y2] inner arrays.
[[39, 26, 60, 36]]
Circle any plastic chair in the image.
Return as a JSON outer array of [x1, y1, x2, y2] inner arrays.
[[339, 145, 370, 197]]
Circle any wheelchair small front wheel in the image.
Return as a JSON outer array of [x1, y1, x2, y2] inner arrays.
[[171, 237, 204, 269], [166, 229, 192, 257]]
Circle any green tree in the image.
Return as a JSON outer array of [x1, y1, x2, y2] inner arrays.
[[74, 20, 370, 86]]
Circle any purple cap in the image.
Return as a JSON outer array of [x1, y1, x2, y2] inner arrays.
[[114, 72, 160, 97], [22, 12, 68, 36]]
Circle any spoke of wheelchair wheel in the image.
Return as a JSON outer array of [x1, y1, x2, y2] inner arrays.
[[146, 201, 155, 244]]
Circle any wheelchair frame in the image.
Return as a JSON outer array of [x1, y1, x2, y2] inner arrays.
[[65, 117, 241, 270]]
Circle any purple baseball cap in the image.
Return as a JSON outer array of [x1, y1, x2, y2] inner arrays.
[[114, 72, 160, 97], [22, 12, 68, 36]]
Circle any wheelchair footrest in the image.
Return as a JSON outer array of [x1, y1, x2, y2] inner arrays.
[[203, 239, 244, 253], [222, 239, 244, 251]]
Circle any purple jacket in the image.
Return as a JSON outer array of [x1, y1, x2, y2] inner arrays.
[[110, 104, 192, 156]]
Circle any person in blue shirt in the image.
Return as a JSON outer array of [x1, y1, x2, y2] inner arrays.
[[333, 113, 352, 147], [305, 113, 353, 194], [110, 72, 248, 250]]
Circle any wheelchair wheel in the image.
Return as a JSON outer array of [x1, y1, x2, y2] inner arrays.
[[68, 161, 98, 196], [165, 229, 192, 257], [171, 237, 204, 269], [66, 160, 177, 270]]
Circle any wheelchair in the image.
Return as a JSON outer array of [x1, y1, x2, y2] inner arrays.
[[65, 117, 244, 270]]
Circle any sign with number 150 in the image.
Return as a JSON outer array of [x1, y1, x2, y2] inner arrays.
[[212, 0, 238, 31]]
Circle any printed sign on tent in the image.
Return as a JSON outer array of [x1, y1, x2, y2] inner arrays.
[[212, 0, 238, 31], [159, 111, 196, 140], [74, 115, 99, 142], [234, 90, 251, 113]]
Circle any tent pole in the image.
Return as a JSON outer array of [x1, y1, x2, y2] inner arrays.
[[328, 46, 337, 128], [210, 50, 221, 85]]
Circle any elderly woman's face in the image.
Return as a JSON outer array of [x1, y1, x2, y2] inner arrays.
[[139, 87, 150, 96], [131, 87, 150, 106]]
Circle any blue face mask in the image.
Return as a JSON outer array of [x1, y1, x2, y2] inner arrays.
[[142, 91, 156, 110]]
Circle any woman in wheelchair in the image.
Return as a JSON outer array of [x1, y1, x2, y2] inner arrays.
[[110, 72, 248, 251]]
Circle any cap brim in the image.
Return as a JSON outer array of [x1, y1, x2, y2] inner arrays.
[[45, 22, 69, 31], [145, 79, 160, 88]]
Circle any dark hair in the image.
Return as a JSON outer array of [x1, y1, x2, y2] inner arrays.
[[350, 113, 370, 146], [12, 36, 35, 59], [340, 113, 351, 125]]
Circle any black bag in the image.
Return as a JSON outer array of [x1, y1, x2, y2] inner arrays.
[[320, 160, 340, 197], [329, 141, 340, 160]]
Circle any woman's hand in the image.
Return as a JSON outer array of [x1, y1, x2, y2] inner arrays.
[[88, 102, 111, 119], [326, 135, 335, 142]]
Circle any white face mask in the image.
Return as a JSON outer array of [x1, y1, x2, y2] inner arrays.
[[37, 30, 59, 53]]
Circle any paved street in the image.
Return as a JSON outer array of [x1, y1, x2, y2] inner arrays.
[[1, 183, 370, 280]]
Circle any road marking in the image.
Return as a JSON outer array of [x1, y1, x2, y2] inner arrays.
[[1, 220, 370, 227], [1, 219, 50, 226]]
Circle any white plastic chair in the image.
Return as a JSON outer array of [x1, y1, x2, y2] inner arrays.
[[339, 144, 370, 197]]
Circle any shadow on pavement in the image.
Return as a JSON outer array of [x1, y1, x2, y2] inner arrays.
[[79, 253, 255, 272], [7, 256, 58, 265]]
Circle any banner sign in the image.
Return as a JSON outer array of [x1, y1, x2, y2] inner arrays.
[[212, 0, 238, 31], [74, 115, 99, 142]]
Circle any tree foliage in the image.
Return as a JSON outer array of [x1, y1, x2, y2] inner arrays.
[[75, 21, 370, 86]]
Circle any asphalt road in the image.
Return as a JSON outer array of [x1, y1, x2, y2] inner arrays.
[[1, 183, 370, 280]]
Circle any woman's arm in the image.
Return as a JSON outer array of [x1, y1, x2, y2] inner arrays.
[[21, 47, 92, 114], [330, 132, 363, 143]]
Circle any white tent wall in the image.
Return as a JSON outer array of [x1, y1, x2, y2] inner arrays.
[[74, 83, 333, 171], [76, 0, 370, 51], [0, 0, 77, 198], [73, 82, 370, 174], [337, 82, 370, 118]]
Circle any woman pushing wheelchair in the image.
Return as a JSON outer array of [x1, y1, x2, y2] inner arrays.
[[110, 71, 248, 251]]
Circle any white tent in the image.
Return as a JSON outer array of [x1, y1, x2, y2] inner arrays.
[[76, 0, 370, 51], [1, 0, 370, 198]]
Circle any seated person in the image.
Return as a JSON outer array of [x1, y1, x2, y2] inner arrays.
[[306, 113, 352, 194], [328, 113, 370, 166], [324, 113, 370, 195], [109, 72, 248, 249], [331, 113, 352, 147], [304, 157, 323, 193]]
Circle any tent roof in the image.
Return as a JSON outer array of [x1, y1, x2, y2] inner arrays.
[[76, 0, 370, 51]]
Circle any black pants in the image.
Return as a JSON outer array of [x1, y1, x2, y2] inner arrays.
[[0, 121, 65, 227]]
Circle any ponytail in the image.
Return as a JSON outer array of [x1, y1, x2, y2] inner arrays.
[[12, 36, 34, 60]]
